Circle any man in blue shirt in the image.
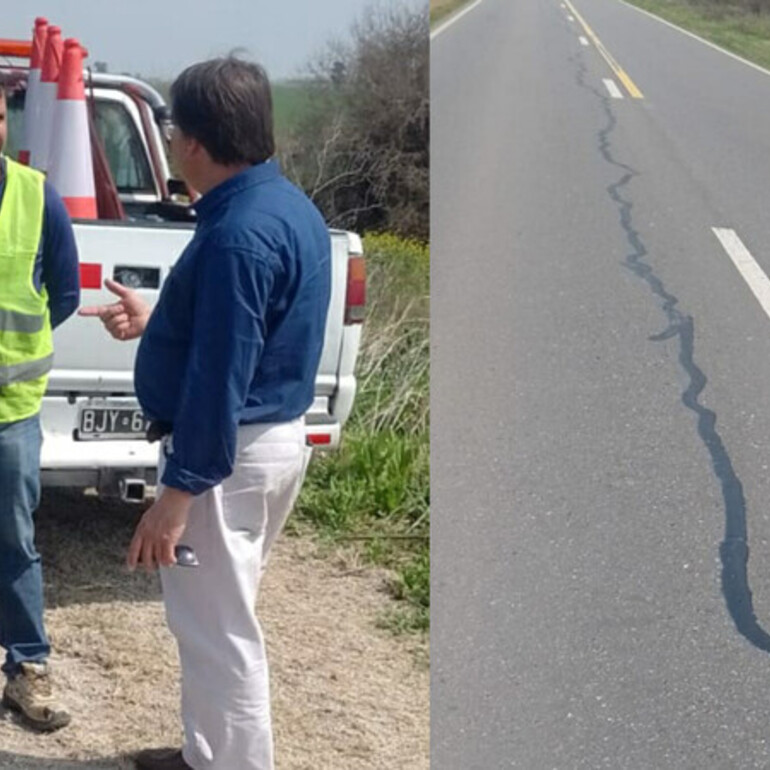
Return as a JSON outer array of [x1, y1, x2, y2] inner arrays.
[[80, 59, 330, 770], [0, 81, 80, 732]]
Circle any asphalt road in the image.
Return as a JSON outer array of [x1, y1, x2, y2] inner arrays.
[[432, 1, 770, 767]]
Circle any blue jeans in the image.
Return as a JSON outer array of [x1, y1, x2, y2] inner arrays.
[[0, 414, 49, 677]]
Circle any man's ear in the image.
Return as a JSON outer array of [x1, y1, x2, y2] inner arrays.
[[187, 136, 209, 162]]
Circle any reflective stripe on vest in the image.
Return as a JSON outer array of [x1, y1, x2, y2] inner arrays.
[[0, 307, 45, 333], [0, 157, 52, 423], [0, 353, 54, 386]]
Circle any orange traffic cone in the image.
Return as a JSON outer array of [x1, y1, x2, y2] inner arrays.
[[46, 38, 97, 219], [18, 17, 48, 165], [30, 24, 62, 172]]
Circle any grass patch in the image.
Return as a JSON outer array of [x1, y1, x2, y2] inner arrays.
[[377, 548, 430, 633], [624, 0, 770, 69], [295, 233, 429, 633], [430, 0, 474, 25]]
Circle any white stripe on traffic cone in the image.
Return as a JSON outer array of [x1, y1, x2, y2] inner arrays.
[[47, 38, 97, 219], [30, 24, 62, 172], [18, 17, 48, 165]]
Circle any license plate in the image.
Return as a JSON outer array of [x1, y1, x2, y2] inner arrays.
[[77, 405, 150, 440]]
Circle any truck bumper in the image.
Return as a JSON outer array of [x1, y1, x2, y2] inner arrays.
[[39, 395, 340, 489]]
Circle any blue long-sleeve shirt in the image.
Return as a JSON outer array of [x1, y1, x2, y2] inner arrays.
[[134, 161, 331, 495], [0, 157, 80, 329]]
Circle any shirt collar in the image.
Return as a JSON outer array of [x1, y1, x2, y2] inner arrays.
[[192, 159, 281, 221]]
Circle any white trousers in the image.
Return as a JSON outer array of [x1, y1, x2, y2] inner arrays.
[[157, 419, 311, 770]]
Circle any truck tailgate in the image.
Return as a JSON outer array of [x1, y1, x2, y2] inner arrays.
[[50, 223, 348, 399], [50, 222, 195, 391]]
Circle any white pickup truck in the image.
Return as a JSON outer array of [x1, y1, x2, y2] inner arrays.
[[3, 69, 365, 501]]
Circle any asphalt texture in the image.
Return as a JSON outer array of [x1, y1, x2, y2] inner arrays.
[[432, 1, 770, 766]]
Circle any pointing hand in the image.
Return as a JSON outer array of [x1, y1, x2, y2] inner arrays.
[[78, 278, 151, 341]]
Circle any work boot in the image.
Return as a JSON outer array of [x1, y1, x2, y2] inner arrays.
[[134, 747, 193, 769], [2, 661, 71, 732]]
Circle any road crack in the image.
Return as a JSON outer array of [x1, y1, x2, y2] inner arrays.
[[571, 49, 770, 650]]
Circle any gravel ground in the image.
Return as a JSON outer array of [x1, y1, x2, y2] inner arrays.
[[0, 490, 429, 769]]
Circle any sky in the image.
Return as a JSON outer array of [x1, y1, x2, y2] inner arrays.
[[3, 0, 426, 81]]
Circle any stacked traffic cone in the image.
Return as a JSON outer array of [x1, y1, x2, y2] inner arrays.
[[18, 17, 48, 165], [30, 24, 62, 172], [46, 39, 97, 219]]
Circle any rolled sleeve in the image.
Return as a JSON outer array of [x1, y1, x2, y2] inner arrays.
[[161, 245, 275, 495]]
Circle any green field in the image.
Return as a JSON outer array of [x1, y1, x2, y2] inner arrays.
[[136, 77, 315, 140], [272, 80, 316, 138], [624, 0, 770, 70]]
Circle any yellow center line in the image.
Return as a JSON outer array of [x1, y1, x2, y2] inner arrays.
[[563, 0, 644, 99]]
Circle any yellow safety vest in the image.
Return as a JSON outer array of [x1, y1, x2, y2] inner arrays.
[[0, 157, 53, 423]]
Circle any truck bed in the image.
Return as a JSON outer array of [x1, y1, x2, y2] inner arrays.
[[41, 220, 362, 492]]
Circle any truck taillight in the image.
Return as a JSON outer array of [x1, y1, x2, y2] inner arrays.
[[345, 255, 366, 324]]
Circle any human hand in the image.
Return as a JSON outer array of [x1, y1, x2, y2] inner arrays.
[[127, 487, 193, 572], [78, 278, 151, 341]]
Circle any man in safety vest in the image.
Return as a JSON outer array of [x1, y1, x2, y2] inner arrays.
[[0, 80, 80, 731]]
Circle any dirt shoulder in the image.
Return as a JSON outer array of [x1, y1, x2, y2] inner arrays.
[[0, 491, 429, 769]]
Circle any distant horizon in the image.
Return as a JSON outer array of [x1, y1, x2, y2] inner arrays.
[[118, 72, 322, 86]]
